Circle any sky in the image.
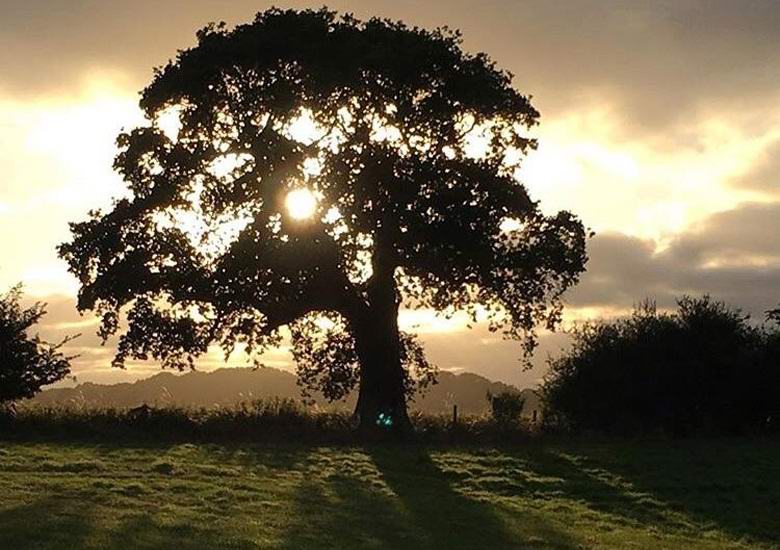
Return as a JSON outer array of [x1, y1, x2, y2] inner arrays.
[[1, 0, 779, 389]]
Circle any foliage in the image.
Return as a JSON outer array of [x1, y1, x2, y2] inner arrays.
[[58, 8, 587, 422], [0, 285, 76, 404], [543, 296, 780, 435], [6, 400, 351, 443], [4, 401, 534, 444], [290, 312, 437, 402], [768, 304, 780, 325], [486, 390, 525, 425]]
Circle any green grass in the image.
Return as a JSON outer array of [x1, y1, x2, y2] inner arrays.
[[0, 438, 777, 549]]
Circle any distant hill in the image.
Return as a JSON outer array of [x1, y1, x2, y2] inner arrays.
[[27, 367, 541, 417]]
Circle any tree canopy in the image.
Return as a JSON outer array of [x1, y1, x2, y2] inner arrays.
[[59, 8, 587, 430], [0, 285, 75, 404]]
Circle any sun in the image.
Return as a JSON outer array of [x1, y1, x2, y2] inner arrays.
[[285, 188, 317, 220]]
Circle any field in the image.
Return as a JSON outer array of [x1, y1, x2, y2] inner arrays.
[[0, 438, 777, 549]]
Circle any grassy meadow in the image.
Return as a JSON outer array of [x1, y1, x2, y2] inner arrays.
[[0, 437, 777, 549]]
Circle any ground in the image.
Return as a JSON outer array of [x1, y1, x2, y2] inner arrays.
[[0, 438, 777, 549]]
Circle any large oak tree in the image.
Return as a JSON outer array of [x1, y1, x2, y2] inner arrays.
[[59, 9, 587, 431]]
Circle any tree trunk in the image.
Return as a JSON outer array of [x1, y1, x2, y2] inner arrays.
[[351, 277, 411, 435]]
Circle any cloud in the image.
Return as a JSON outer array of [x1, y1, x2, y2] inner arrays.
[[2, 0, 780, 135], [729, 137, 780, 198], [518, 103, 777, 241], [569, 201, 780, 317], [2, 0, 778, 249], [0, 75, 142, 294]]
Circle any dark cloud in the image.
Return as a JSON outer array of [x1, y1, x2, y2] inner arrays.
[[2, 0, 779, 136], [569, 201, 780, 317], [0, 1, 232, 97], [730, 138, 780, 197]]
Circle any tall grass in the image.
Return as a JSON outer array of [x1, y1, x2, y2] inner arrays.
[[1, 400, 538, 444]]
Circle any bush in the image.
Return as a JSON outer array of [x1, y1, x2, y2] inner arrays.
[[542, 296, 780, 436], [487, 391, 525, 426]]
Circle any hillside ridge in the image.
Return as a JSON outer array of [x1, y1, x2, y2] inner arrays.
[[29, 367, 541, 416]]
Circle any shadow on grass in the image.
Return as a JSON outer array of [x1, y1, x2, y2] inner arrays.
[[0, 496, 259, 550], [277, 476, 417, 549], [5, 440, 777, 548], [518, 449, 691, 530], [292, 440, 779, 547], [105, 513, 258, 550], [274, 446, 578, 549], [368, 447, 577, 549], [572, 440, 780, 546], [0, 497, 95, 549]]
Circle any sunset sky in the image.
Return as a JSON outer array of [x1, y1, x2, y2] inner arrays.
[[2, 0, 779, 388]]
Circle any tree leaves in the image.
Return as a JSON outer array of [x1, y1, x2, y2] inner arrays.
[[0, 285, 76, 403]]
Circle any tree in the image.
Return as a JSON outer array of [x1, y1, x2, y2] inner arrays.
[[543, 296, 780, 435], [59, 9, 587, 432], [0, 285, 75, 406]]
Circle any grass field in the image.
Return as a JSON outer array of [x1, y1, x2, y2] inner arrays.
[[0, 437, 777, 549]]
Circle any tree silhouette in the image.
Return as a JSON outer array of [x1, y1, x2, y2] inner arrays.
[[0, 285, 75, 405], [543, 296, 780, 435], [59, 9, 587, 431]]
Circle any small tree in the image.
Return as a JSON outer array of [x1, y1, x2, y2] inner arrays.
[[59, 9, 587, 432], [0, 285, 76, 407]]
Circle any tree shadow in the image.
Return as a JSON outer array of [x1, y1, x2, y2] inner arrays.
[[203, 442, 314, 472], [104, 513, 258, 550], [267, 445, 425, 549], [517, 448, 692, 531], [272, 445, 579, 549], [277, 475, 418, 549], [0, 496, 95, 549], [8, 440, 772, 548], [367, 446, 578, 549], [572, 440, 780, 546]]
